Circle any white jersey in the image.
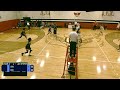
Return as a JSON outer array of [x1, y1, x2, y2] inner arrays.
[[76, 23, 80, 30], [69, 31, 78, 42], [27, 22, 30, 26], [100, 25, 104, 30], [74, 22, 77, 25], [76, 25, 79, 30]]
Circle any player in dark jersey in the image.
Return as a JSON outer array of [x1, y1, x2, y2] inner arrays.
[[53, 25, 57, 34], [17, 28, 27, 39], [53, 24, 57, 39], [47, 25, 52, 35], [21, 38, 32, 56]]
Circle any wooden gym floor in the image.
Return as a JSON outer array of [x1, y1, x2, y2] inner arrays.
[[0, 27, 120, 79]]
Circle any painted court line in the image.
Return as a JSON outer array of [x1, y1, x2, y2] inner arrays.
[[78, 58, 120, 64], [0, 51, 6, 52], [90, 30, 119, 78], [39, 55, 65, 59], [37, 40, 52, 56]]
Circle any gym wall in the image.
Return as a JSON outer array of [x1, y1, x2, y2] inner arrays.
[[0, 11, 20, 32], [19, 11, 120, 21]]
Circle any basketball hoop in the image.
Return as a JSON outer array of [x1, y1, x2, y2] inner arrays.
[[74, 12, 81, 17]]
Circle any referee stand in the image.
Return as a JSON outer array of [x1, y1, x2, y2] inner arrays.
[[61, 44, 78, 79]]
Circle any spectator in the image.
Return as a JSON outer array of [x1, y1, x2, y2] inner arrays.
[[93, 20, 98, 30], [116, 22, 120, 30]]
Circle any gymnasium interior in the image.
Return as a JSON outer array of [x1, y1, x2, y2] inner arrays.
[[0, 11, 120, 79]]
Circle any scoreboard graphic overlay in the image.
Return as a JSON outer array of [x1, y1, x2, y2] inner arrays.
[[1, 62, 34, 76]]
